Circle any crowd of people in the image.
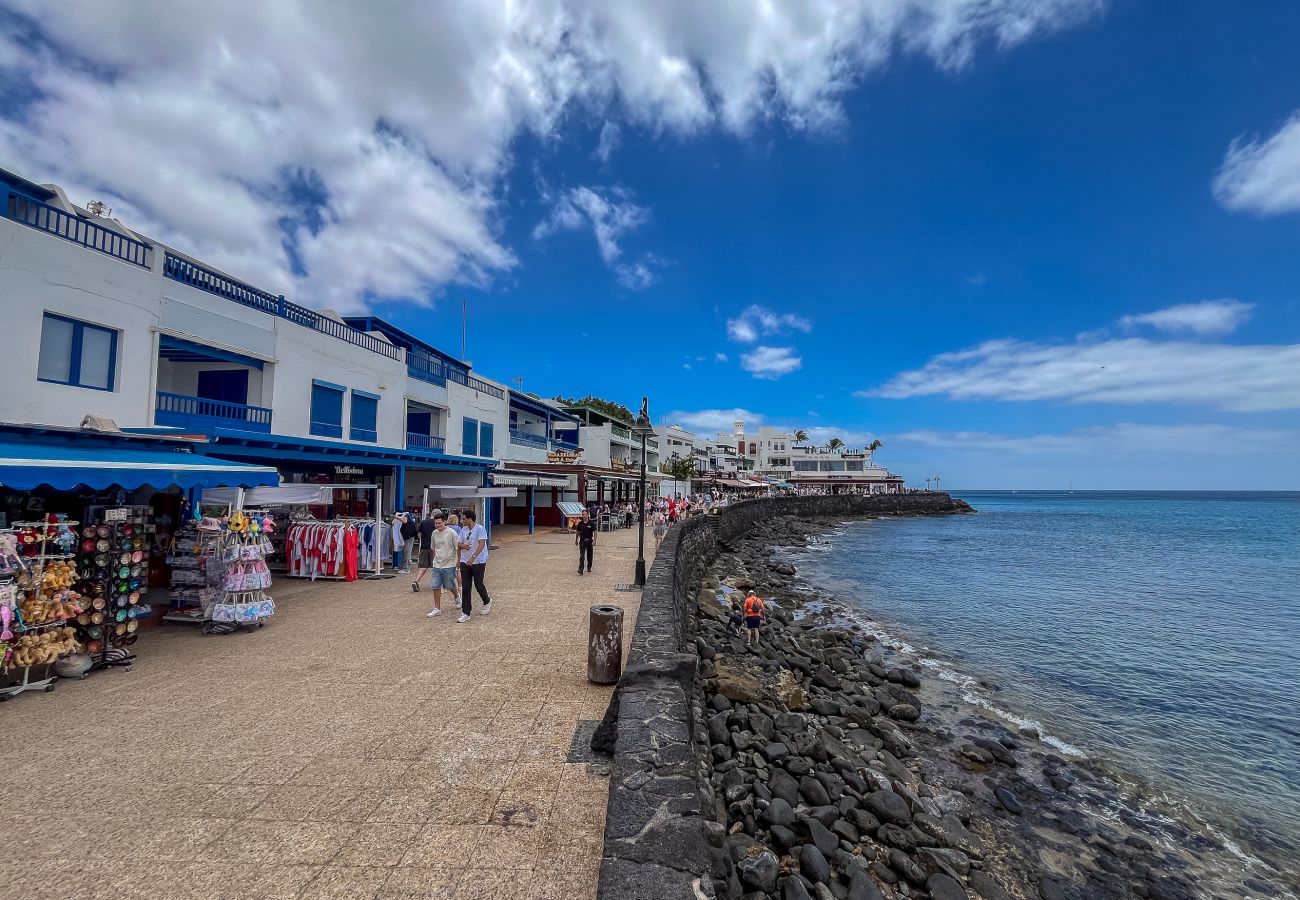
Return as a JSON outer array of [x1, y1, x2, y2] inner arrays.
[[392, 507, 491, 623], [389, 490, 749, 622]]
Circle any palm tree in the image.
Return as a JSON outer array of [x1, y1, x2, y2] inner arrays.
[[828, 437, 844, 452], [793, 429, 808, 446], [866, 438, 882, 465]]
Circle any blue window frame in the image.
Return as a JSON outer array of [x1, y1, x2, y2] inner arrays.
[[310, 380, 345, 438], [350, 391, 378, 442], [37, 313, 117, 391], [479, 422, 494, 458], [462, 417, 478, 456]]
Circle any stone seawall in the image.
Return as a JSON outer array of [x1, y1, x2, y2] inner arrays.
[[595, 493, 971, 900]]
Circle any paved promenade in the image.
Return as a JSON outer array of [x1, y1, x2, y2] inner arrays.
[[0, 523, 645, 900]]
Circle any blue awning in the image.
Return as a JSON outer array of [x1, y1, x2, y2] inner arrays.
[[0, 440, 279, 491]]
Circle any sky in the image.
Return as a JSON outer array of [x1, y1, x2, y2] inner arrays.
[[2, 1, 1298, 489]]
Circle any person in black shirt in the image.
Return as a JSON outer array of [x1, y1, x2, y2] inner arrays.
[[575, 509, 597, 575]]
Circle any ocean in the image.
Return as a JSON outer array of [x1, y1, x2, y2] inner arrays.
[[791, 491, 1300, 880]]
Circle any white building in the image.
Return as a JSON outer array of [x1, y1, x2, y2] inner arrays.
[[0, 166, 525, 517]]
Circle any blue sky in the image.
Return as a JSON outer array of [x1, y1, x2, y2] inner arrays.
[[2, 1, 1298, 488]]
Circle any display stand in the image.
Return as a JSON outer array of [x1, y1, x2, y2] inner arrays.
[[73, 506, 155, 672], [1, 519, 85, 699]]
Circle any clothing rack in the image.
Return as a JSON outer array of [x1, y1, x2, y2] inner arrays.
[[206, 484, 385, 580]]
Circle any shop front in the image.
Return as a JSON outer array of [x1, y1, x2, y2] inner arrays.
[[0, 425, 277, 698]]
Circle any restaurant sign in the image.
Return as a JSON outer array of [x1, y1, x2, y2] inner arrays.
[[546, 449, 582, 464]]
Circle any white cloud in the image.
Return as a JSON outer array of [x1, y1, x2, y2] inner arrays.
[[595, 121, 621, 162], [966, 272, 987, 286], [741, 345, 803, 379], [892, 423, 1300, 456], [726, 305, 813, 343], [868, 326, 1300, 412], [0, 0, 1102, 312], [533, 185, 659, 289], [664, 408, 764, 434], [714, 352, 729, 363], [1213, 111, 1300, 216], [1116, 300, 1254, 337]]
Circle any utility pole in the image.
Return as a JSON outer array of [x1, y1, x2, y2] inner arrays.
[[461, 300, 467, 361]]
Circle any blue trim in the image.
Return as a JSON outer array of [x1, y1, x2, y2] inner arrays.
[[0, 437, 277, 491], [352, 389, 381, 401], [159, 334, 264, 370], [131, 427, 493, 472], [312, 378, 347, 393]]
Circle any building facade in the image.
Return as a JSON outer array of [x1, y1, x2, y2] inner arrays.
[[1, 167, 521, 517]]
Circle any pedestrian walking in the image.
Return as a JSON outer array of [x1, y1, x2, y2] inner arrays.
[[410, 510, 439, 592], [743, 590, 766, 648], [457, 509, 491, 623], [652, 509, 667, 553], [575, 509, 597, 575], [421, 512, 460, 618]]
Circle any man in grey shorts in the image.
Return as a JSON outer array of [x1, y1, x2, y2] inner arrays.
[[423, 512, 459, 618]]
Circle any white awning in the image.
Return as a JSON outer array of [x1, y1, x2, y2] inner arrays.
[[536, 474, 570, 488], [491, 473, 537, 487], [426, 485, 518, 499]]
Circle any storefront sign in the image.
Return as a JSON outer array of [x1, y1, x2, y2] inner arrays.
[[546, 450, 581, 464], [334, 465, 364, 476], [104, 508, 129, 522], [609, 458, 633, 471]]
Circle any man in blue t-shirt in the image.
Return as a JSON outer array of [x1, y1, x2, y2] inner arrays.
[[456, 509, 491, 623]]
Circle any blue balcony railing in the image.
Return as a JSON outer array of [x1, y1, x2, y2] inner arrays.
[[407, 355, 448, 387], [509, 428, 548, 449], [549, 438, 579, 451], [406, 432, 447, 452], [155, 391, 272, 433], [162, 252, 402, 361], [4, 192, 152, 268], [443, 367, 504, 398], [350, 426, 377, 443]]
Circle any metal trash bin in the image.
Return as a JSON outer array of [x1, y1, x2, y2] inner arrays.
[[587, 604, 624, 684]]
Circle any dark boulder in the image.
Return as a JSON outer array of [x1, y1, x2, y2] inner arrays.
[[864, 790, 912, 827], [927, 872, 971, 900], [800, 844, 832, 884]]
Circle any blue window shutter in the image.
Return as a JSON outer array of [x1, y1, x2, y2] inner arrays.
[[480, 422, 494, 457], [462, 417, 478, 456], [310, 382, 344, 437], [350, 392, 378, 442]]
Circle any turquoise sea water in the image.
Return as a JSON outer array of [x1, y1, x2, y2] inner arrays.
[[797, 491, 1300, 874]]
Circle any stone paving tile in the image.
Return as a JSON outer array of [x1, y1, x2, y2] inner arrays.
[[0, 524, 644, 900], [299, 865, 395, 899]]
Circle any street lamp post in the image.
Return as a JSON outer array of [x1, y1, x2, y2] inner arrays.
[[632, 397, 653, 587]]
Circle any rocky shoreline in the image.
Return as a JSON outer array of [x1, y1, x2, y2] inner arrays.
[[689, 513, 1296, 900]]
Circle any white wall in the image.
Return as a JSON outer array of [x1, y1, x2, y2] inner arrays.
[[0, 218, 161, 427]]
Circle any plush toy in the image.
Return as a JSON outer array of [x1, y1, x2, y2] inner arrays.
[[228, 511, 248, 535], [261, 515, 276, 533], [0, 603, 12, 641]]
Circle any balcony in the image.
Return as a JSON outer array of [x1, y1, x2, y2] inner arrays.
[[408, 355, 448, 387], [406, 432, 446, 452], [155, 391, 272, 433], [550, 438, 579, 452], [4, 192, 152, 268], [162, 252, 401, 361], [509, 428, 548, 449]]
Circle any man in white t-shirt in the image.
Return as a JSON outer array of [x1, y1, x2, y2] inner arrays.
[[456, 509, 491, 623], [423, 513, 460, 619]]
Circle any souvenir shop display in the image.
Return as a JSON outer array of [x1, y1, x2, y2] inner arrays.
[[165, 511, 275, 633], [162, 518, 223, 626], [72, 506, 156, 672], [201, 484, 390, 581], [211, 511, 275, 631], [1, 516, 86, 699]]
